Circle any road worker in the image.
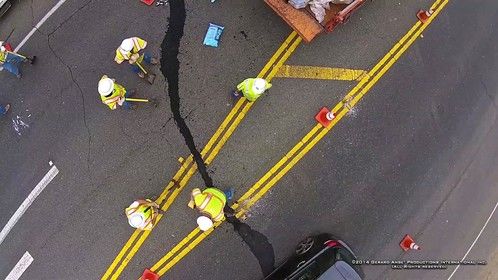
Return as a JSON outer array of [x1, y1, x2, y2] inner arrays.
[[125, 199, 160, 230], [232, 78, 272, 102], [188, 187, 228, 231], [98, 75, 134, 110], [0, 45, 35, 79], [114, 37, 158, 79]]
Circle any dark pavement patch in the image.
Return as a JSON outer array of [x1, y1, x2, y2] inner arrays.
[[160, 0, 213, 187]]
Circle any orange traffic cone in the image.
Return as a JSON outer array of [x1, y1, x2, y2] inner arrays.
[[417, 9, 433, 23], [400, 234, 421, 252], [141, 0, 155, 5], [315, 107, 335, 128], [141, 269, 160, 280]]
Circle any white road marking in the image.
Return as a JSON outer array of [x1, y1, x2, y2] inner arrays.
[[14, 0, 67, 52], [5, 251, 34, 280], [1, 0, 67, 71], [447, 201, 498, 280], [0, 165, 59, 246]]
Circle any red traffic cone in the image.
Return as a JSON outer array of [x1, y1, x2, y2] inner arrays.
[[400, 234, 421, 252], [141, 269, 160, 280], [4, 42, 13, 51], [315, 107, 335, 128], [417, 9, 434, 23], [141, 0, 155, 5]]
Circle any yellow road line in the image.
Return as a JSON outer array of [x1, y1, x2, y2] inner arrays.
[[267, 37, 303, 81], [147, 0, 449, 276], [258, 32, 298, 78], [275, 65, 367, 81], [101, 32, 302, 280]]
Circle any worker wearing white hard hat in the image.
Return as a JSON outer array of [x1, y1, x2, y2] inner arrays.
[[188, 187, 231, 232], [98, 75, 131, 110], [125, 199, 160, 231], [114, 37, 158, 79], [0, 44, 35, 79], [233, 78, 272, 102], [197, 216, 214, 231]]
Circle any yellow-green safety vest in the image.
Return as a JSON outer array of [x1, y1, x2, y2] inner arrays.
[[125, 200, 156, 230], [100, 82, 127, 110], [191, 188, 226, 222], [0, 50, 6, 63], [236, 78, 272, 102], [115, 37, 147, 64]]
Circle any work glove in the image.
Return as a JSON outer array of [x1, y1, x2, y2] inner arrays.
[[117, 97, 125, 106], [188, 200, 195, 209], [129, 53, 140, 64]]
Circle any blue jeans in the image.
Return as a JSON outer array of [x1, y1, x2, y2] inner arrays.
[[3, 53, 24, 76], [0, 105, 7, 115], [130, 53, 153, 74], [122, 90, 132, 110]]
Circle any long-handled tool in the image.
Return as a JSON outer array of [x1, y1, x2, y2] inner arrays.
[[125, 97, 159, 107], [135, 61, 156, 84], [7, 51, 36, 64], [125, 98, 149, 102]]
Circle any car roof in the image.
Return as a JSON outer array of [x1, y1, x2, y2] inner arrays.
[[317, 261, 362, 280]]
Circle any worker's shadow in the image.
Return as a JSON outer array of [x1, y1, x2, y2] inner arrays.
[[225, 207, 275, 277]]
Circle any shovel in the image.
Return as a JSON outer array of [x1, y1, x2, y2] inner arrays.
[[135, 61, 156, 84], [8, 51, 36, 64], [125, 98, 159, 107]]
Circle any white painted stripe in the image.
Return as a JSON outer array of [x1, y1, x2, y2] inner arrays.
[[447, 201, 498, 280], [14, 0, 67, 52], [5, 251, 34, 280], [0, 165, 59, 246]]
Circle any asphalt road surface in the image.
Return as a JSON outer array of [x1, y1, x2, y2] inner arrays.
[[0, 0, 497, 280]]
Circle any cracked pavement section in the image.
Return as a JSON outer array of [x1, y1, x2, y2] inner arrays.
[[46, 33, 93, 172]]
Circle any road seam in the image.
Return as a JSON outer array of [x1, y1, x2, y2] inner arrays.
[[101, 32, 302, 280]]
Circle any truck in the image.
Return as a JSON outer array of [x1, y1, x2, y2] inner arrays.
[[264, 0, 366, 43]]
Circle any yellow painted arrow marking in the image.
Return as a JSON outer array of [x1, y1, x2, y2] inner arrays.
[[275, 65, 367, 81]]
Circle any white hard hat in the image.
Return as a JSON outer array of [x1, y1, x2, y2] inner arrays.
[[197, 216, 214, 231], [0, 46, 5, 52], [128, 212, 145, 228], [120, 38, 134, 52], [98, 77, 114, 96], [252, 78, 267, 94]]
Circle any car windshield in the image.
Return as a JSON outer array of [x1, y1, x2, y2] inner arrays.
[[288, 260, 321, 280]]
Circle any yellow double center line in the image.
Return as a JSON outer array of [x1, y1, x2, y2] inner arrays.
[[147, 0, 449, 277], [101, 32, 302, 280]]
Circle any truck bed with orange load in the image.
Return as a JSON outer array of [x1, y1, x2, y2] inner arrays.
[[264, 0, 366, 43]]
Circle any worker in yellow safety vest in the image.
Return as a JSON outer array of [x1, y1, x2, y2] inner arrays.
[[232, 78, 272, 102], [0, 45, 35, 79], [114, 37, 158, 78], [125, 199, 160, 230], [98, 75, 134, 110], [188, 187, 229, 231]]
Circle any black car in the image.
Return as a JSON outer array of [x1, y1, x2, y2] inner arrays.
[[0, 0, 12, 18], [265, 234, 364, 280]]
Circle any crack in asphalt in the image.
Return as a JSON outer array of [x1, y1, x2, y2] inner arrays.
[[480, 78, 498, 111], [226, 215, 276, 277], [160, 0, 213, 187], [47, 0, 94, 37], [46, 33, 92, 172], [30, 0, 34, 27]]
